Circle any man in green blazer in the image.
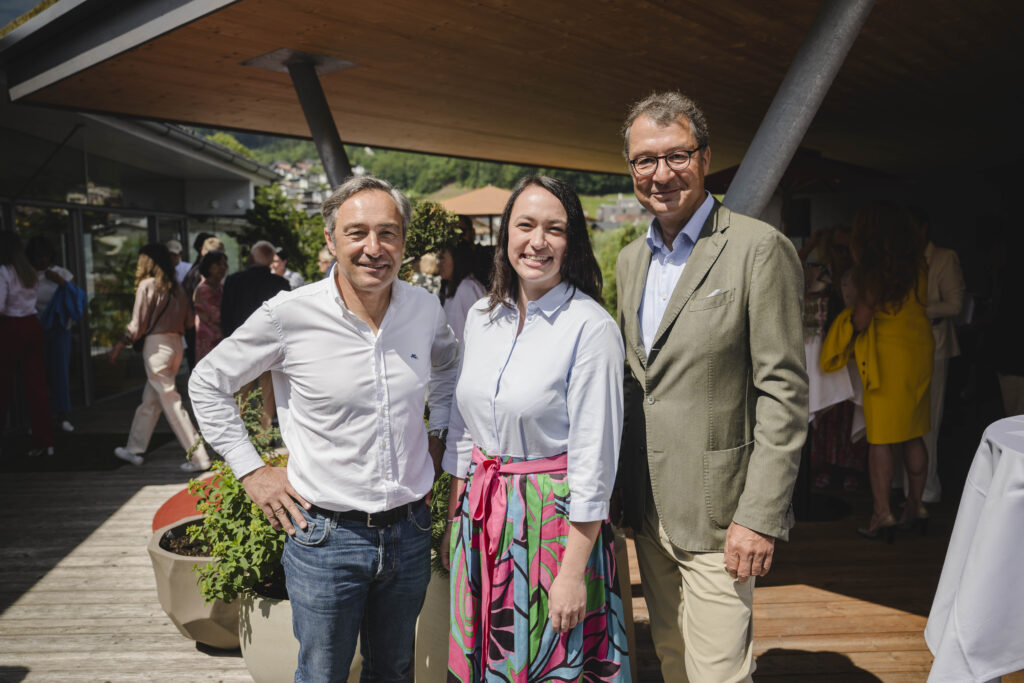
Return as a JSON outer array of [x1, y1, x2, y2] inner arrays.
[[615, 91, 808, 682]]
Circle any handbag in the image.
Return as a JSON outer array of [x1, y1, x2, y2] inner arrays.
[[132, 292, 172, 352]]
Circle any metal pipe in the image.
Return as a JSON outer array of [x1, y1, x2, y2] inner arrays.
[[286, 60, 352, 188], [723, 0, 875, 219]]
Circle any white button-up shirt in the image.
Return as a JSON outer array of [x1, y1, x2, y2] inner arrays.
[[442, 282, 624, 522], [189, 276, 459, 512], [639, 191, 714, 354]]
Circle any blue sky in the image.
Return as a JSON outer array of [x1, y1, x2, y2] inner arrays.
[[1, 0, 41, 28]]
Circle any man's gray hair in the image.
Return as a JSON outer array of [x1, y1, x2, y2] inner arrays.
[[621, 91, 711, 160], [321, 175, 412, 241], [250, 240, 276, 265]]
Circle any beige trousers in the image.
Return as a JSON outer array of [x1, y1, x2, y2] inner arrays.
[[126, 333, 209, 465], [635, 494, 755, 683]]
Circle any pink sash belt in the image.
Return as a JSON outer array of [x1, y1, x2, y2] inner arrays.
[[466, 445, 567, 671]]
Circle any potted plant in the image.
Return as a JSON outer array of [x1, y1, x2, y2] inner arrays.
[[147, 507, 240, 649]]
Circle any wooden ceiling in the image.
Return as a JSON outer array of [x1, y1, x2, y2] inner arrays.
[[4, 0, 1022, 176]]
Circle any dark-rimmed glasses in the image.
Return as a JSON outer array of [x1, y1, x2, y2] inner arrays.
[[629, 147, 704, 176]]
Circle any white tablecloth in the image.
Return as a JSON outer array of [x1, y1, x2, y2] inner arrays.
[[925, 414, 1024, 682], [804, 336, 865, 441]]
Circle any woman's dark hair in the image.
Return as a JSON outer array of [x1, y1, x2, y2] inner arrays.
[[487, 176, 602, 310], [137, 242, 178, 293], [440, 241, 476, 303], [851, 202, 925, 312], [0, 231, 38, 288], [198, 250, 227, 278]]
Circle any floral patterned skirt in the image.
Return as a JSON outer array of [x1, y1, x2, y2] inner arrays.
[[448, 453, 631, 682]]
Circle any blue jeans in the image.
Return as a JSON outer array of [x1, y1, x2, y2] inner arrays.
[[283, 500, 432, 683]]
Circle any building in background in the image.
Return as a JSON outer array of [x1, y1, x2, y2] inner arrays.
[[0, 97, 277, 406]]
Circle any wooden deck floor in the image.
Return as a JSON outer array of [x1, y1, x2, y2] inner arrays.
[[0, 394, 1016, 682]]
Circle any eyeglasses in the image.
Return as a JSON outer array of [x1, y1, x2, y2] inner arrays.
[[629, 147, 704, 176]]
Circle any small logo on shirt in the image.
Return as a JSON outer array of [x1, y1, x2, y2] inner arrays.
[[410, 353, 419, 359]]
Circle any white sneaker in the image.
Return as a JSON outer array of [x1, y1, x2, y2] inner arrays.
[[180, 459, 211, 473], [114, 447, 144, 466], [28, 446, 53, 457], [60, 420, 75, 433]]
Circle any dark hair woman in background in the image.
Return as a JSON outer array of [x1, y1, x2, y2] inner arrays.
[[437, 240, 485, 344], [847, 203, 933, 539], [193, 250, 228, 362]]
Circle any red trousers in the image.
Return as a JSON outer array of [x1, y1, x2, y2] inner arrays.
[[0, 315, 53, 448]]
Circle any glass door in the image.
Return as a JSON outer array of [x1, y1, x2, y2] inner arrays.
[[82, 211, 149, 399]]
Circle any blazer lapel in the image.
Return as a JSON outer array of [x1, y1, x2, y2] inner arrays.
[[625, 243, 652, 367], [650, 203, 729, 356]]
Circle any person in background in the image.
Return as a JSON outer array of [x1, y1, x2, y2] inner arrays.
[[317, 246, 334, 276], [271, 246, 306, 290], [108, 243, 211, 472], [0, 232, 54, 457], [442, 176, 630, 681], [822, 203, 933, 540], [193, 250, 228, 362], [907, 207, 964, 504], [220, 240, 290, 431], [802, 225, 867, 492], [410, 252, 441, 295], [182, 234, 222, 302], [190, 175, 458, 682], [26, 236, 76, 433], [436, 240, 485, 344], [182, 235, 222, 369], [166, 239, 191, 283]]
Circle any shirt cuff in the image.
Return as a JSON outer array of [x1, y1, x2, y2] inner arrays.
[[568, 500, 609, 523], [441, 450, 460, 477], [220, 440, 266, 480]]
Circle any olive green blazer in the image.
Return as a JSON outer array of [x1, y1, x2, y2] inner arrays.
[[615, 200, 808, 551]]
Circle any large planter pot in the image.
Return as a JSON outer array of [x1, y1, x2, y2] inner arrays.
[[239, 591, 361, 683], [147, 514, 240, 649], [415, 571, 450, 680]]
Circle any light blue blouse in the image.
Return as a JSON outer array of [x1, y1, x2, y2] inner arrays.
[[442, 281, 625, 522]]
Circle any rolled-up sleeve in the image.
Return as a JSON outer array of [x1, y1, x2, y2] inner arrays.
[[188, 303, 285, 479], [565, 316, 625, 522]]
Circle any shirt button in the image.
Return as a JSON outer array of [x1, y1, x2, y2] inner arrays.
[[647, 396, 655, 405]]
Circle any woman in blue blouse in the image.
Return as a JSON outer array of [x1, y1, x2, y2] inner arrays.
[[441, 176, 630, 682]]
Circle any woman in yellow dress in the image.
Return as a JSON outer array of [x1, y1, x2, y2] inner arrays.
[[821, 202, 933, 540]]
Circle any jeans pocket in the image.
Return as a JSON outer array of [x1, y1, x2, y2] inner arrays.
[[289, 508, 331, 547], [408, 501, 432, 533]]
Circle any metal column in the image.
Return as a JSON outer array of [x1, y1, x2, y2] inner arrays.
[[287, 60, 353, 189], [723, 0, 875, 219]]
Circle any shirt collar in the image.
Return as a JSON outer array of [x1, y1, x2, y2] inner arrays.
[[532, 280, 573, 318], [646, 191, 714, 255]]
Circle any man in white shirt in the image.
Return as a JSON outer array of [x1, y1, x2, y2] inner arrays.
[[189, 175, 459, 682]]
